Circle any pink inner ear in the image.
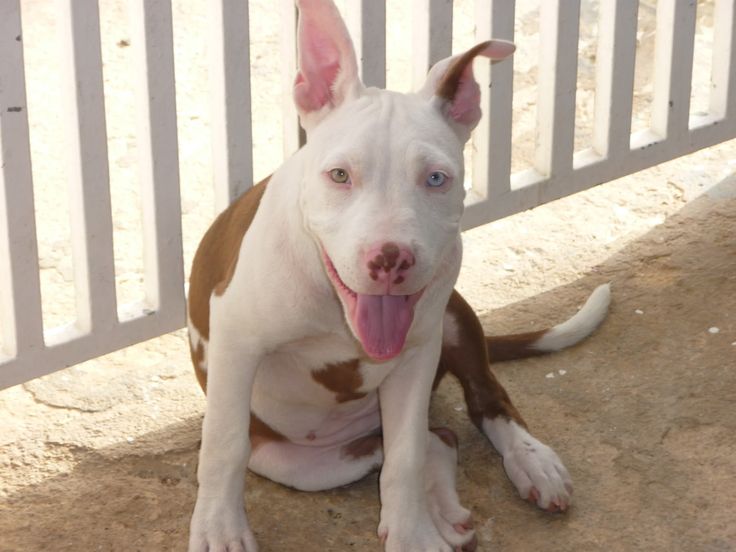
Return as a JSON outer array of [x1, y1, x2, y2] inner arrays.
[[294, 1, 356, 114], [448, 67, 482, 125]]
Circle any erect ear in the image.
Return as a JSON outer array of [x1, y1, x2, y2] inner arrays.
[[419, 40, 515, 139], [294, 0, 363, 131]]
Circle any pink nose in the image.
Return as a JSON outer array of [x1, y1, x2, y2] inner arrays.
[[365, 242, 416, 287]]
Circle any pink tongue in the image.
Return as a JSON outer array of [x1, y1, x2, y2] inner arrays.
[[354, 294, 415, 360]]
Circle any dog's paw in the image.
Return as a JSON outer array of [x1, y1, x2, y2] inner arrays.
[[378, 505, 475, 552], [426, 475, 477, 551], [502, 434, 573, 513], [189, 496, 258, 552]]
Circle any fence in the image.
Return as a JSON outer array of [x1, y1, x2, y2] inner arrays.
[[0, 0, 734, 390]]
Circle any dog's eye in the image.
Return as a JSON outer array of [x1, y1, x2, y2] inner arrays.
[[426, 171, 447, 188], [328, 168, 350, 184]]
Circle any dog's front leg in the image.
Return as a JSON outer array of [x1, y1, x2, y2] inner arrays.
[[378, 332, 469, 552], [189, 318, 262, 552]]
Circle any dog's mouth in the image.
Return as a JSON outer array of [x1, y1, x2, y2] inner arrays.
[[322, 252, 424, 361]]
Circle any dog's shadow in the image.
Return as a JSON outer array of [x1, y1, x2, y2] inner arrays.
[[1, 180, 734, 551]]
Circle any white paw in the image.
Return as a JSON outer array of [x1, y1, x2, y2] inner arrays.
[[502, 434, 573, 512], [189, 496, 259, 552], [379, 501, 476, 552], [426, 486, 477, 552]]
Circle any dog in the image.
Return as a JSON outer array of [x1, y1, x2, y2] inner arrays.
[[187, 1, 610, 550]]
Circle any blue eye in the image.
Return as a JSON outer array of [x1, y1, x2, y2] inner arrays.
[[426, 171, 447, 188]]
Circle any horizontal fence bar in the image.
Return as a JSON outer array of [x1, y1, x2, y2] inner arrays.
[[471, 0, 516, 203], [209, 0, 254, 212], [0, 0, 45, 361], [130, 0, 186, 324], [463, 114, 736, 231], [1, 308, 186, 389], [58, 0, 118, 334]]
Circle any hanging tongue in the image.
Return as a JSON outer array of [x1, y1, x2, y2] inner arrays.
[[354, 294, 415, 360]]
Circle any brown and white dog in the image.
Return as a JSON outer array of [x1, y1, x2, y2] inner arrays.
[[187, 1, 610, 550]]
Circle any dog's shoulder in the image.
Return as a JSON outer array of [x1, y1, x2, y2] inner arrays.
[[188, 175, 271, 341]]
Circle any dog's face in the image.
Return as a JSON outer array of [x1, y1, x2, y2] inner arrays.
[[293, 0, 514, 360]]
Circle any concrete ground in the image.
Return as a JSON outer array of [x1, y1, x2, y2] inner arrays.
[[1, 1, 735, 551]]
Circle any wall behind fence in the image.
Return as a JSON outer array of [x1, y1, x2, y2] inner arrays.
[[0, 0, 734, 389]]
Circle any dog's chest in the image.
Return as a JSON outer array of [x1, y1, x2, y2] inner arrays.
[[250, 334, 396, 440], [256, 334, 396, 403]]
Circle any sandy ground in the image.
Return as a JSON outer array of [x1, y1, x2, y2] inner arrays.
[[2, 1, 735, 551]]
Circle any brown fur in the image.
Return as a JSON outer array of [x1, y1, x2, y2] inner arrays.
[[189, 177, 269, 391], [311, 360, 367, 403], [250, 412, 287, 451], [341, 432, 383, 460], [485, 331, 547, 362], [436, 41, 493, 102], [435, 290, 528, 429]]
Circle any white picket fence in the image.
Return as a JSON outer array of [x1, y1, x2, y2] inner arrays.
[[0, 0, 735, 390]]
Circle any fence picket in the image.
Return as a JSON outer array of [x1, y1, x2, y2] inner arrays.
[[129, 0, 185, 324], [710, 0, 736, 120], [58, 0, 118, 335], [593, 0, 638, 160], [535, 0, 581, 179], [651, 0, 697, 141], [464, 0, 516, 230], [411, 0, 453, 91], [346, 0, 386, 89], [209, 0, 254, 212], [0, 0, 44, 360]]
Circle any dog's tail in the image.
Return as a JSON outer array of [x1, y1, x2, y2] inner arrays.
[[486, 283, 611, 362]]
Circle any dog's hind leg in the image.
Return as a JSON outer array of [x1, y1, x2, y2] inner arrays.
[[437, 290, 574, 512]]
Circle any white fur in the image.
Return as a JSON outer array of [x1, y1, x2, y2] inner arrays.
[[533, 283, 611, 352], [187, 314, 208, 372], [482, 417, 573, 510], [441, 311, 461, 347], [189, 2, 513, 550]]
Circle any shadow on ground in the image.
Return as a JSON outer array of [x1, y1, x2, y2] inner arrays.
[[1, 181, 734, 551]]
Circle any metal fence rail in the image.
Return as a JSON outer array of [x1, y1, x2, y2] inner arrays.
[[1, 0, 734, 389]]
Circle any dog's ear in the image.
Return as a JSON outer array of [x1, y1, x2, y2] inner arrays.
[[420, 40, 515, 140], [294, 0, 363, 130]]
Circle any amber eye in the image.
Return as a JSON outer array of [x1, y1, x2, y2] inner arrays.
[[329, 168, 350, 184]]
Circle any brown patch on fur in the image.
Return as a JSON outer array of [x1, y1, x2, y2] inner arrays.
[[436, 41, 493, 101], [435, 290, 527, 429], [431, 427, 458, 449], [342, 431, 382, 460], [188, 176, 269, 392], [250, 412, 287, 451], [311, 359, 367, 403]]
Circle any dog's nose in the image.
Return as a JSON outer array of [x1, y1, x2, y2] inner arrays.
[[365, 242, 416, 287]]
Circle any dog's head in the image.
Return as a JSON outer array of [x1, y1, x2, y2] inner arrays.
[[294, 0, 514, 361]]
